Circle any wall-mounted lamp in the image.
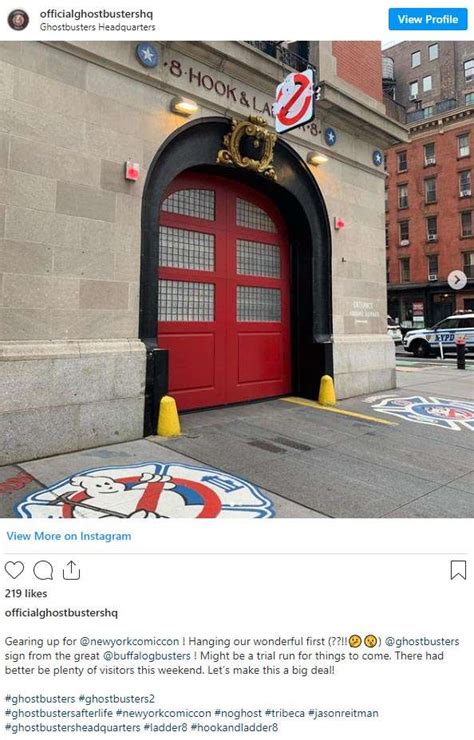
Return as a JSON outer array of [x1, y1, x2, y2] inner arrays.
[[307, 151, 329, 165], [170, 96, 199, 116]]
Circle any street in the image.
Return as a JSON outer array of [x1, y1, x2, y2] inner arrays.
[[2, 355, 474, 519]]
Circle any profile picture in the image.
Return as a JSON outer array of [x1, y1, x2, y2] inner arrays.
[[8, 9, 29, 31]]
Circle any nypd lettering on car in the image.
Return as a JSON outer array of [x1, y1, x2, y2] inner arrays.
[[403, 313, 474, 357]]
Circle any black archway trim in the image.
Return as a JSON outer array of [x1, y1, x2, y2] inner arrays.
[[140, 117, 333, 434]]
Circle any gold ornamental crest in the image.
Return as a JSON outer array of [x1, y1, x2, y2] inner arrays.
[[217, 116, 277, 180]]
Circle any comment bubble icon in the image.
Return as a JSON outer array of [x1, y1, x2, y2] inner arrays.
[[33, 560, 54, 580]]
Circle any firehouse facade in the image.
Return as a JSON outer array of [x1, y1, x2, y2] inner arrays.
[[0, 41, 406, 463]]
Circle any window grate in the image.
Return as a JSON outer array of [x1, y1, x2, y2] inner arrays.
[[159, 226, 215, 272], [158, 280, 214, 322], [162, 189, 215, 220], [236, 198, 277, 233], [237, 239, 281, 277], [237, 286, 281, 322]]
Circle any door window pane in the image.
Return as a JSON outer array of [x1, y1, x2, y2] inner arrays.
[[236, 199, 277, 233], [237, 240, 281, 277], [159, 226, 215, 271], [162, 189, 215, 220], [158, 280, 214, 321], [237, 286, 281, 322]]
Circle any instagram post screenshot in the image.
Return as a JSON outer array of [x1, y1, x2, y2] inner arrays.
[[0, 0, 473, 737]]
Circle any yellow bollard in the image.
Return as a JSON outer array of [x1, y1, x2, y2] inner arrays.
[[157, 395, 181, 437], [318, 375, 336, 407]]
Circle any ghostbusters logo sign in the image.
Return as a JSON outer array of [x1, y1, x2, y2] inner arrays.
[[273, 69, 320, 134], [16, 463, 275, 519]]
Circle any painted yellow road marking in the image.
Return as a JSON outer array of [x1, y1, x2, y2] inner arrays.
[[281, 397, 399, 425]]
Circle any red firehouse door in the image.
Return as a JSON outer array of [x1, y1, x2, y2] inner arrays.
[[157, 173, 291, 410]]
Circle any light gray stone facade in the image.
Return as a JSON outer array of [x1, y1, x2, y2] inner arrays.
[[0, 40, 406, 463]]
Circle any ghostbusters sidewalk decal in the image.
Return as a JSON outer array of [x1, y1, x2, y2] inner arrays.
[[367, 395, 474, 431], [16, 463, 275, 519]]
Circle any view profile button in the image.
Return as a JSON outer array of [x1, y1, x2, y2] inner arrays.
[[389, 8, 468, 31]]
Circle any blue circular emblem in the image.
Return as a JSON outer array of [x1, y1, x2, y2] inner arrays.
[[15, 462, 275, 519], [324, 127, 337, 146], [370, 395, 474, 431], [135, 43, 159, 68], [372, 149, 383, 167]]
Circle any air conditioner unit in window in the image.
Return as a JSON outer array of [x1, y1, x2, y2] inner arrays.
[[409, 94, 418, 101], [427, 234, 437, 242], [460, 189, 472, 197], [425, 157, 436, 165], [428, 274, 438, 281], [399, 239, 410, 246]]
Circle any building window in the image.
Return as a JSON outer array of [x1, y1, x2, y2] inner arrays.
[[463, 251, 474, 277], [384, 188, 388, 211], [461, 211, 473, 237], [458, 134, 470, 157], [397, 150, 407, 172], [398, 184, 408, 208], [423, 106, 434, 118], [459, 170, 471, 197], [424, 177, 437, 204], [385, 224, 389, 247], [422, 75, 432, 92], [399, 220, 409, 244], [424, 142, 436, 166], [386, 259, 390, 283], [426, 215, 438, 241], [411, 51, 421, 68], [466, 92, 474, 105], [427, 254, 438, 278], [399, 258, 410, 282], [409, 81, 418, 99], [464, 59, 474, 82], [428, 44, 438, 61]]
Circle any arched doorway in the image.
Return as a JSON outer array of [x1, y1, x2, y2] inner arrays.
[[158, 171, 291, 410], [141, 117, 332, 434]]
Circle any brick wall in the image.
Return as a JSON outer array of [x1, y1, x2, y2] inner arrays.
[[332, 41, 382, 101], [386, 119, 474, 286]]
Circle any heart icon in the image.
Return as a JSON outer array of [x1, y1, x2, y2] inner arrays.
[[4, 561, 24, 579]]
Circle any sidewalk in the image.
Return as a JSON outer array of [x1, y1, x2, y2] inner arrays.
[[2, 364, 474, 519]]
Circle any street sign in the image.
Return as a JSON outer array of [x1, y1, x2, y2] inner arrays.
[[273, 69, 318, 134]]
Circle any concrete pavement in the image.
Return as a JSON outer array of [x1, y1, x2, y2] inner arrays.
[[2, 362, 474, 518]]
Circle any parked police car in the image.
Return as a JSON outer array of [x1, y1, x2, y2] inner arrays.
[[403, 312, 474, 357]]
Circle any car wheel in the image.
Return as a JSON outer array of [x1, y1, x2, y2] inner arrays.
[[412, 340, 430, 358]]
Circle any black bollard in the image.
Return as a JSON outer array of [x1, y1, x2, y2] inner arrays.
[[456, 338, 466, 370]]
